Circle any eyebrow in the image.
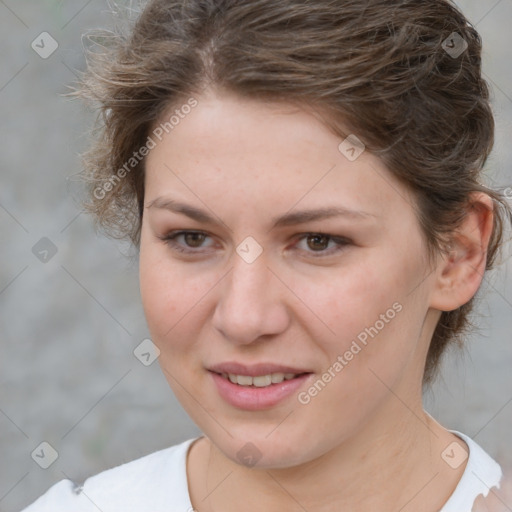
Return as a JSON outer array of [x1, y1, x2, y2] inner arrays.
[[146, 197, 376, 229]]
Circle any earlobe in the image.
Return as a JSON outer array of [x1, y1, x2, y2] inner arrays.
[[429, 193, 494, 312]]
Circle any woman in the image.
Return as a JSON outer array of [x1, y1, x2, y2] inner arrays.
[[23, 0, 511, 510]]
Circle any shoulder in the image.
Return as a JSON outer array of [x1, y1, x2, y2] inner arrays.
[[21, 437, 198, 512], [441, 430, 503, 512]]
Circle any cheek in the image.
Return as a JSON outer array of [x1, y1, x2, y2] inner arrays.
[[139, 236, 187, 347], [139, 249, 204, 406], [139, 237, 217, 355], [294, 272, 421, 441], [297, 242, 427, 378], [296, 260, 402, 340]]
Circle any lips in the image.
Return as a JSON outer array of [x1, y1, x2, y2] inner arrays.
[[207, 361, 314, 410], [209, 371, 312, 410]]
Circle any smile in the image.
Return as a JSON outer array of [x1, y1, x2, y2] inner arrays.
[[218, 372, 304, 387], [209, 370, 313, 410]]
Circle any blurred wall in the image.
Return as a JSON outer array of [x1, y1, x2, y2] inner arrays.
[[0, 1, 511, 510]]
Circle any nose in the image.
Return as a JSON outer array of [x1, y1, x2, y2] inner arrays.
[[212, 253, 290, 346]]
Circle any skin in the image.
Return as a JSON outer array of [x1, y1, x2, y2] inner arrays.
[[139, 88, 494, 511]]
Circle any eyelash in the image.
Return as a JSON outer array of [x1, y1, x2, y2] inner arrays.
[[160, 230, 351, 258]]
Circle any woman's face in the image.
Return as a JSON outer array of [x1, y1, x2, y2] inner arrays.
[[139, 89, 440, 468]]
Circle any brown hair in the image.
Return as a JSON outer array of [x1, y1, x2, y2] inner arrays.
[[73, 0, 512, 385]]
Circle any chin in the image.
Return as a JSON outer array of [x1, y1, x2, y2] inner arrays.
[[211, 427, 318, 470]]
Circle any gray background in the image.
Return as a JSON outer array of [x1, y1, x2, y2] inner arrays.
[[0, 1, 511, 510]]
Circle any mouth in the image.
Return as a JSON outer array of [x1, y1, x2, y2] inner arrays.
[[211, 371, 311, 388], [207, 363, 314, 410]]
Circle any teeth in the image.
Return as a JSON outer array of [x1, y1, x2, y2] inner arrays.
[[271, 372, 285, 383], [223, 372, 300, 387], [237, 375, 253, 386], [252, 375, 272, 387]]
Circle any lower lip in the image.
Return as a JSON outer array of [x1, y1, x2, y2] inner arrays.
[[209, 371, 312, 410]]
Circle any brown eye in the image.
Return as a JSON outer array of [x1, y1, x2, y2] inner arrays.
[[161, 230, 214, 254], [306, 234, 330, 251], [294, 232, 351, 258], [183, 232, 206, 247]]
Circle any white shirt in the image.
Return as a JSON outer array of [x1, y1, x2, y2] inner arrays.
[[22, 430, 502, 512]]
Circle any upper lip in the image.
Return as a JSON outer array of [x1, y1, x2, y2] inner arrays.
[[208, 362, 312, 377]]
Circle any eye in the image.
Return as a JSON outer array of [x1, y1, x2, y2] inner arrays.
[[160, 230, 215, 254], [293, 233, 351, 257], [159, 230, 351, 258]]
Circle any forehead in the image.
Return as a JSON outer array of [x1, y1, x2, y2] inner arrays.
[[144, 92, 415, 224]]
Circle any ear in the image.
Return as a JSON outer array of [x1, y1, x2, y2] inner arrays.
[[429, 192, 494, 312]]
